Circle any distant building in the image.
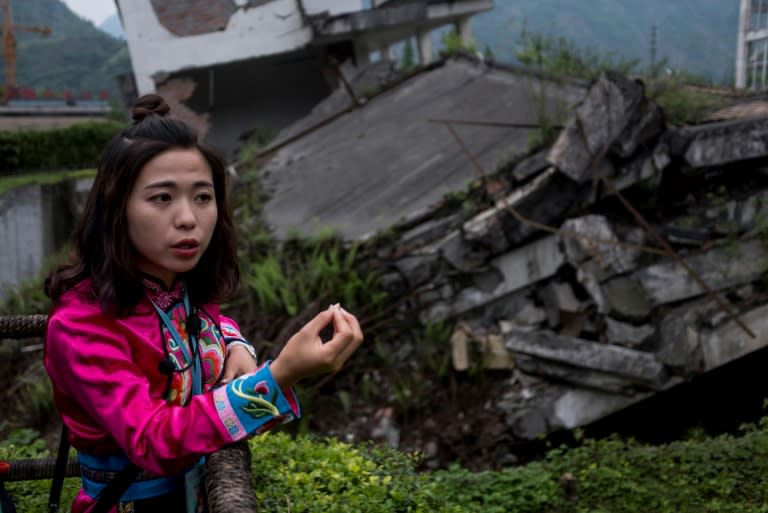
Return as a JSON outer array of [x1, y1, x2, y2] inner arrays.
[[114, 0, 493, 156], [736, 0, 768, 89]]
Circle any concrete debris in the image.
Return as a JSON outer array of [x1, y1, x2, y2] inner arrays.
[[391, 71, 768, 441], [679, 117, 768, 169], [511, 149, 551, 183], [604, 318, 655, 348], [547, 71, 646, 183], [505, 329, 668, 391], [560, 215, 641, 274], [260, 63, 768, 442], [632, 239, 768, 306], [699, 303, 768, 371]]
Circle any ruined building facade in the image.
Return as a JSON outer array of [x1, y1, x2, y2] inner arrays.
[[114, 0, 493, 155]]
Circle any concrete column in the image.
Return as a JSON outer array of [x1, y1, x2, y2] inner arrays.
[[736, 0, 751, 89], [378, 42, 393, 61], [136, 73, 156, 95], [417, 29, 433, 64], [454, 15, 475, 45], [353, 38, 371, 66]]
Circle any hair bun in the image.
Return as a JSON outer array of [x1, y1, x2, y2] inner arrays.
[[132, 94, 171, 123]]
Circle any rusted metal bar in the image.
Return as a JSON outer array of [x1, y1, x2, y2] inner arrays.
[[431, 118, 563, 130], [329, 55, 362, 107]]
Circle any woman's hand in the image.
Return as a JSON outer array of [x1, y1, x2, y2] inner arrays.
[[269, 304, 364, 389], [220, 344, 259, 384]]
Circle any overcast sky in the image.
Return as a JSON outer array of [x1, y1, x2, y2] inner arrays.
[[61, 0, 117, 26]]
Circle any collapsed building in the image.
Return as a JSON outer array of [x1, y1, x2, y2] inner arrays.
[[114, 0, 493, 156], [258, 53, 768, 461]]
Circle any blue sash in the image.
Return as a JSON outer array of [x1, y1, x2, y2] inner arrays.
[[78, 452, 198, 501]]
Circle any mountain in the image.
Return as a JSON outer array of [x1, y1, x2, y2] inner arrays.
[[0, 0, 130, 98], [472, 0, 739, 85], [98, 14, 124, 40]]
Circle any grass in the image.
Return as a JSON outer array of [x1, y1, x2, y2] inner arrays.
[[0, 169, 96, 196]]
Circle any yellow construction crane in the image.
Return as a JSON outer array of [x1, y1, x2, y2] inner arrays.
[[1, 0, 51, 102]]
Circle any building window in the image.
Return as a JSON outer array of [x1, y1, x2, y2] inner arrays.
[[752, 0, 768, 31], [747, 38, 768, 89]]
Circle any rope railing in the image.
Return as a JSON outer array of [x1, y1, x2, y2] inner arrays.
[[0, 314, 257, 512]]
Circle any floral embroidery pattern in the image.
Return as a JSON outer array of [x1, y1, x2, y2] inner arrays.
[[213, 388, 247, 439], [230, 380, 280, 419], [155, 299, 225, 404], [142, 277, 183, 310]]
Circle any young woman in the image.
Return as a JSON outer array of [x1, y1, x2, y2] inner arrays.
[[44, 94, 363, 512]]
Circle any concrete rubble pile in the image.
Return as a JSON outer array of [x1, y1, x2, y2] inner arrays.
[[374, 70, 768, 441]]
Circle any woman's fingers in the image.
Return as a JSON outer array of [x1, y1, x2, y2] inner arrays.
[[323, 305, 363, 366], [274, 304, 365, 386], [338, 305, 363, 343], [300, 308, 335, 338]]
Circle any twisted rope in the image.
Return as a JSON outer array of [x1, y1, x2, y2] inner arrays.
[[1, 457, 79, 482], [205, 441, 258, 513], [0, 314, 48, 339]]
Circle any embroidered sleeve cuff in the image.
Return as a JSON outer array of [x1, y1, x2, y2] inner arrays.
[[212, 362, 300, 442]]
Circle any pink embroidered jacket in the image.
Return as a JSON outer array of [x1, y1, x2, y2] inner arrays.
[[44, 278, 298, 512]]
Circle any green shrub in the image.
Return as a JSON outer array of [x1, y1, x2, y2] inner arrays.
[[5, 419, 768, 513], [425, 462, 560, 513], [646, 77, 725, 125], [439, 31, 477, 58], [249, 432, 455, 513], [0, 433, 80, 513], [0, 120, 123, 173], [542, 421, 768, 513]]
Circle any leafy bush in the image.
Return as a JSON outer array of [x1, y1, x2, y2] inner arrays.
[[646, 77, 725, 125], [425, 463, 560, 513], [5, 419, 768, 513], [249, 432, 455, 513], [0, 433, 80, 513], [541, 421, 768, 513], [439, 31, 477, 58], [0, 120, 123, 173]]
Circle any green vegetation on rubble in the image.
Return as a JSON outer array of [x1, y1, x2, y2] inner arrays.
[[514, 26, 725, 126]]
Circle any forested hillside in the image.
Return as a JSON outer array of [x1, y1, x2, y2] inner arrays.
[[473, 0, 739, 84], [0, 0, 130, 97]]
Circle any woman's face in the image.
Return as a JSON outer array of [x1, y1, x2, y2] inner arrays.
[[126, 148, 218, 287]]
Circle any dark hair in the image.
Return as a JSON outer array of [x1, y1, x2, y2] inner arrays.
[[45, 94, 240, 316]]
